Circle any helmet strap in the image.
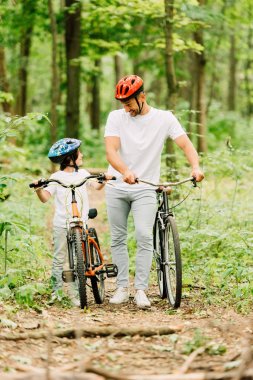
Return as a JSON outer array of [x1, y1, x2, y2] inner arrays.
[[67, 153, 78, 172], [135, 96, 144, 115]]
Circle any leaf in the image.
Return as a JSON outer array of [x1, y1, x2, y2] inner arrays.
[[10, 355, 32, 365], [224, 360, 241, 370], [22, 321, 40, 330], [0, 317, 17, 329], [0, 222, 12, 236], [0, 286, 12, 300], [151, 344, 172, 352]]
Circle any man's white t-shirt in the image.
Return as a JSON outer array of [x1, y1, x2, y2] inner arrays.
[[104, 107, 186, 191], [46, 169, 90, 228]]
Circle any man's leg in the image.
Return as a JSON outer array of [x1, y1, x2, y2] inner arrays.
[[105, 187, 130, 289], [131, 190, 157, 299]]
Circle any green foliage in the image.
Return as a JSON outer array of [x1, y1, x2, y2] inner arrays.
[[0, 91, 14, 105], [182, 329, 227, 356], [182, 329, 208, 354]]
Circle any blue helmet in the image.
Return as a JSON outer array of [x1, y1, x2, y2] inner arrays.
[[48, 138, 81, 164]]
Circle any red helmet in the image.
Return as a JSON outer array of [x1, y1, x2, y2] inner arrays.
[[115, 75, 144, 100]]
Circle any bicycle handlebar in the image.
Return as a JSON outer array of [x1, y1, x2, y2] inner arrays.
[[29, 174, 116, 189], [137, 177, 197, 187]]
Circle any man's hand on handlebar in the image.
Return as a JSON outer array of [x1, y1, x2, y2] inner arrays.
[[123, 169, 137, 184], [191, 168, 204, 182]]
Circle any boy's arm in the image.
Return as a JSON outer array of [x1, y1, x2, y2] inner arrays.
[[33, 181, 51, 203], [88, 173, 115, 190], [89, 182, 104, 190]]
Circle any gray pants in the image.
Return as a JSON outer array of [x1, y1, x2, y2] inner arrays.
[[105, 187, 157, 290], [52, 227, 77, 297]]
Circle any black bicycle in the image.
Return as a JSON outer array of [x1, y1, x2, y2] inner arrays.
[[29, 174, 118, 309], [138, 177, 196, 308]]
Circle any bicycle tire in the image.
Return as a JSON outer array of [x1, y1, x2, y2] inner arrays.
[[88, 228, 105, 304], [72, 227, 87, 309], [90, 246, 105, 304], [153, 217, 167, 299], [163, 216, 182, 308]]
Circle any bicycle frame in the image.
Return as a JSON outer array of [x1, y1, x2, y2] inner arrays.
[[63, 181, 106, 277], [156, 190, 173, 231], [29, 174, 117, 279]]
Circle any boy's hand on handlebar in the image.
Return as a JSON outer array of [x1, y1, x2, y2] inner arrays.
[[29, 178, 46, 189], [104, 173, 116, 181], [191, 168, 204, 182]]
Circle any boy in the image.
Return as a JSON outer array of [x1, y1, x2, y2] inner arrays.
[[33, 138, 109, 306]]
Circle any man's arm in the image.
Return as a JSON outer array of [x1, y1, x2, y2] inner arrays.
[[104, 136, 136, 184], [174, 134, 204, 182]]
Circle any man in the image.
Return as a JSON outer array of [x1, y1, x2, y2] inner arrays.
[[104, 75, 204, 309]]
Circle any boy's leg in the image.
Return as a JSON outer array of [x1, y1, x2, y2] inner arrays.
[[131, 190, 157, 291], [52, 227, 67, 292], [105, 188, 131, 289]]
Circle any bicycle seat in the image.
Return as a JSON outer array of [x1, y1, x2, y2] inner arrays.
[[88, 208, 97, 219]]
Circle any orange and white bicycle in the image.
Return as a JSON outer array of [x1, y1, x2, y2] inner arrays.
[[29, 173, 118, 309]]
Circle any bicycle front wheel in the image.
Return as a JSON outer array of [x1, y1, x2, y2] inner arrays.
[[163, 216, 182, 308], [72, 227, 87, 309], [153, 217, 167, 298]]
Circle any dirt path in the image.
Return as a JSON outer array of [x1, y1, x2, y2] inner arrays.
[[0, 189, 252, 378]]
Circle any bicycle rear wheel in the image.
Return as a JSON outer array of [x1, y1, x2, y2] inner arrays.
[[153, 217, 166, 298], [72, 227, 87, 309], [89, 228, 105, 304], [163, 216, 182, 308]]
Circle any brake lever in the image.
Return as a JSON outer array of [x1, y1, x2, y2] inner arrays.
[[97, 173, 106, 184], [191, 177, 197, 187]]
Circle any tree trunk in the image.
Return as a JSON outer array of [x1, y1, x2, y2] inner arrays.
[[227, 33, 237, 111], [0, 47, 12, 113], [187, 52, 197, 142], [133, 58, 145, 80], [151, 77, 162, 108], [114, 53, 123, 84], [90, 59, 101, 131], [48, 0, 59, 145], [114, 54, 123, 109], [164, 0, 177, 172], [65, 0, 81, 138], [244, 5, 253, 116], [164, 0, 177, 110], [194, 0, 207, 153], [206, 0, 227, 114], [16, 0, 36, 116]]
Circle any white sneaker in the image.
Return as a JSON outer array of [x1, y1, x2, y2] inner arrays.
[[70, 297, 80, 308], [48, 291, 62, 305], [134, 290, 151, 309], [109, 287, 129, 304]]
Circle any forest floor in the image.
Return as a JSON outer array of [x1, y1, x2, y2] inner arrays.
[[0, 188, 252, 379]]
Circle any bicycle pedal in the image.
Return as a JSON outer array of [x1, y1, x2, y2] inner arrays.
[[105, 264, 118, 278], [62, 270, 75, 283]]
